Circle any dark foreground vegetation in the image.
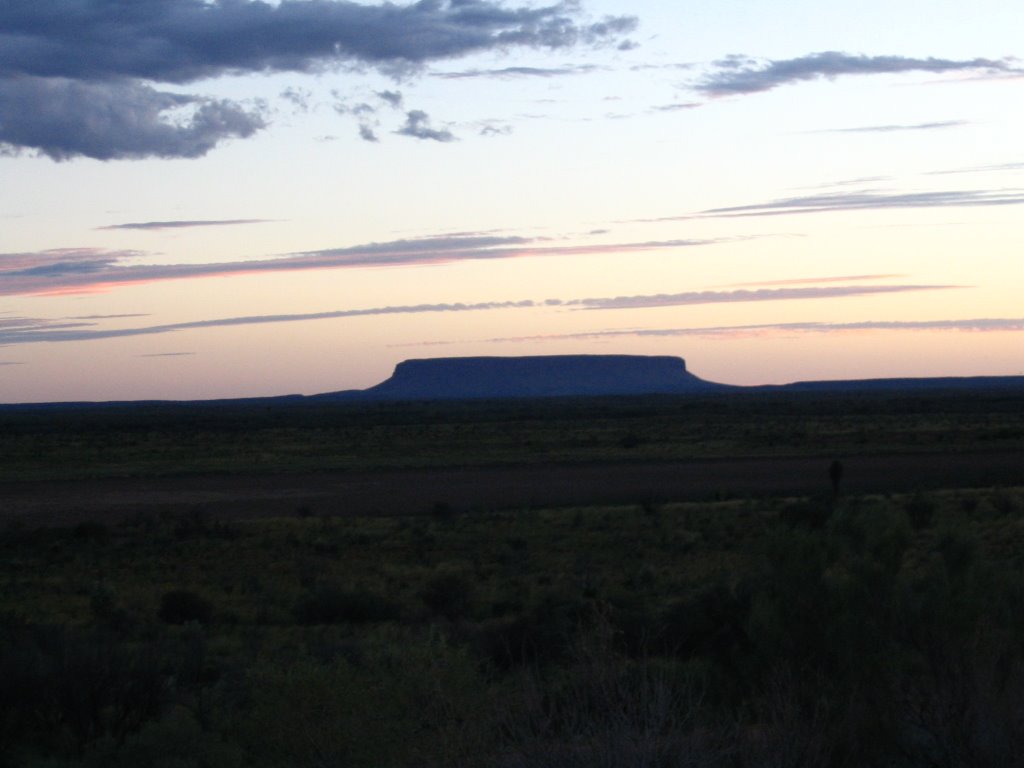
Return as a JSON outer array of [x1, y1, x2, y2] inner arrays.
[[2, 389, 1023, 766], [4, 485, 1024, 767], [3, 388, 1024, 481]]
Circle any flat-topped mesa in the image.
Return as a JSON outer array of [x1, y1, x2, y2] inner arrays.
[[362, 354, 723, 400]]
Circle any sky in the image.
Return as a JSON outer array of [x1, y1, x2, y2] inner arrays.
[[1, 0, 1023, 403]]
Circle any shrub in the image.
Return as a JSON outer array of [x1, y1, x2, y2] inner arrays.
[[779, 498, 829, 529], [431, 501, 455, 521], [477, 590, 593, 667], [619, 432, 643, 449], [904, 493, 936, 530], [90, 583, 131, 630], [419, 568, 475, 621], [294, 585, 399, 625], [73, 520, 110, 540], [0, 627, 168, 759], [158, 590, 212, 625]]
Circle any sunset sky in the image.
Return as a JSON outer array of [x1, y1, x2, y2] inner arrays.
[[2, 0, 1022, 403]]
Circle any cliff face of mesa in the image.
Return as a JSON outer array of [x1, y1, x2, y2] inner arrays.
[[359, 355, 725, 400]]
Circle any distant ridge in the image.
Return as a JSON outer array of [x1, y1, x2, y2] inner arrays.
[[3, 356, 1023, 408], [326, 354, 727, 401], [759, 375, 1024, 393]]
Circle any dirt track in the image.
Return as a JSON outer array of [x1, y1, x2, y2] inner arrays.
[[2, 451, 1021, 527]]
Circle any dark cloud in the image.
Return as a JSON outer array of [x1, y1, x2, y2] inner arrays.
[[396, 110, 456, 142], [815, 120, 968, 134], [99, 219, 271, 231], [0, 77, 265, 161], [0, 281, 959, 345], [0, 0, 635, 159], [695, 189, 1024, 218], [434, 64, 599, 79], [0, 1, 635, 82], [0, 233, 761, 297], [698, 52, 1018, 96], [358, 124, 380, 142]]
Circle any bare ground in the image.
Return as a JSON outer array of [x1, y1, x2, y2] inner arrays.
[[2, 451, 1022, 527]]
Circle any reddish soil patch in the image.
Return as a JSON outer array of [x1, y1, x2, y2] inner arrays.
[[2, 452, 1021, 527]]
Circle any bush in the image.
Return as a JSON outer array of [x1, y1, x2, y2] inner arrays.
[[159, 590, 212, 625], [294, 585, 399, 625], [419, 568, 475, 621], [779, 498, 829, 529], [0, 627, 168, 759], [90, 583, 131, 630], [431, 501, 455, 521], [904, 493, 936, 530], [477, 589, 593, 667]]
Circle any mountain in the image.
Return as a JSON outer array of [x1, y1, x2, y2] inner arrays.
[[319, 354, 727, 401], [5, 355, 1022, 408]]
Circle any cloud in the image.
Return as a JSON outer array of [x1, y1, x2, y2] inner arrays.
[[814, 120, 969, 133], [0, 248, 137, 280], [695, 188, 1024, 218], [724, 274, 904, 287], [396, 110, 456, 142], [333, 99, 377, 117], [804, 175, 894, 190], [697, 52, 1019, 96], [0, 301, 540, 345], [652, 102, 702, 112], [630, 62, 695, 72], [99, 219, 271, 231], [0, 77, 265, 161], [0, 315, 97, 336], [928, 161, 1024, 176], [465, 318, 1024, 345], [376, 90, 404, 108], [68, 314, 150, 320], [434, 64, 600, 79], [570, 284, 960, 310], [0, 233, 774, 297], [280, 86, 312, 112], [358, 124, 380, 142], [0, 281, 959, 345], [2, 1, 635, 82], [0, 0, 636, 159], [480, 123, 513, 137]]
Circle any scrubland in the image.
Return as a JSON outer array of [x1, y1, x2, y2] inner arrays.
[[2, 391, 1023, 766]]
